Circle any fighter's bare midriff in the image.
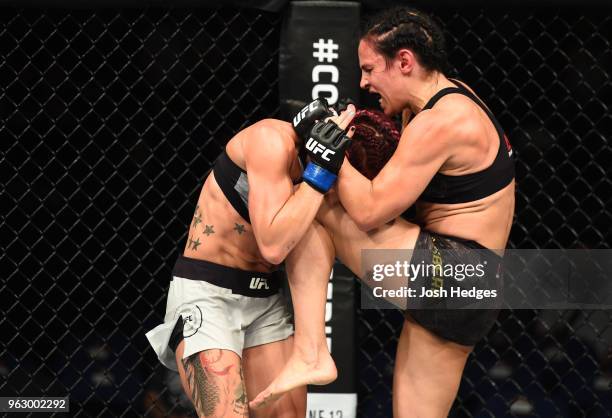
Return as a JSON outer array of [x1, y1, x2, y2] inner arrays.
[[182, 172, 276, 272], [416, 180, 515, 251], [182, 120, 302, 273], [414, 83, 515, 252]]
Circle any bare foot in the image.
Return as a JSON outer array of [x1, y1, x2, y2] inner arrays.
[[249, 349, 337, 409]]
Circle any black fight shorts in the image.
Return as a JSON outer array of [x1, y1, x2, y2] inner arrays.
[[405, 230, 503, 346]]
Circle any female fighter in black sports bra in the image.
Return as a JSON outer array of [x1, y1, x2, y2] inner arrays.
[[252, 7, 515, 418]]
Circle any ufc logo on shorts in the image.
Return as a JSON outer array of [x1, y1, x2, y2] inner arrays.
[[306, 137, 335, 161], [249, 277, 270, 290], [292, 102, 317, 127]]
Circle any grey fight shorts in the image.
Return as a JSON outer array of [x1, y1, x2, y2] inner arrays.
[[146, 256, 293, 371]]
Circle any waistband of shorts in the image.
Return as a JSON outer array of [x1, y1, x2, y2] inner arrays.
[[172, 256, 284, 297], [417, 229, 503, 261]]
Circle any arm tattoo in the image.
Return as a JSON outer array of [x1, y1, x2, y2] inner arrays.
[[204, 225, 215, 236]]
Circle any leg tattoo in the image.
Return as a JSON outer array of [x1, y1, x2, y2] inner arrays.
[[183, 355, 220, 417], [182, 350, 244, 417], [232, 366, 248, 416]]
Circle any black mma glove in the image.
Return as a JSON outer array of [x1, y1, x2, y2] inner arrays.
[[334, 97, 357, 114], [292, 98, 334, 140], [302, 120, 351, 193]]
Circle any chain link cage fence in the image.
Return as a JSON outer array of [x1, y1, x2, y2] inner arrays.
[[1, 2, 611, 417]]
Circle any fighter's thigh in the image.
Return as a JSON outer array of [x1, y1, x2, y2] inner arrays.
[[316, 191, 420, 277], [242, 337, 306, 418], [175, 340, 247, 418], [393, 319, 472, 418]]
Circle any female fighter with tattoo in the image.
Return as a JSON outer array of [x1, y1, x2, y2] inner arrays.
[[251, 7, 515, 418], [146, 101, 355, 417]]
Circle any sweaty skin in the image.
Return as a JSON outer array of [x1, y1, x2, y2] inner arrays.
[[412, 83, 514, 250], [185, 108, 356, 268], [184, 120, 308, 271], [178, 119, 314, 418], [251, 35, 516, 417], [180, 108, 356, 418], [338, 39, 514, 249]]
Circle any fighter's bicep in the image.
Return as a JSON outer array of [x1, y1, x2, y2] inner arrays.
[[371, 119, 450, 216]]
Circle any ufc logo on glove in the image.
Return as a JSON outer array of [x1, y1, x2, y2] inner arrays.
[[306, 137, 335, 161], [293, 101, 318, 126]]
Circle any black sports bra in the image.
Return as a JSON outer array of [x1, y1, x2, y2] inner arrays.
[[212, 149, 305, 224], [212, 150, 252, 223], [418, 80, 515, 204]]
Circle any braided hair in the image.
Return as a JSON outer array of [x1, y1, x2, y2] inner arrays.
[[347, 110, 400, 179], [362, 6, 449, 74]]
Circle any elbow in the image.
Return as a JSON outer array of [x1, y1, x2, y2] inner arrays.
[[345, 193, 379, 232], [259, 245, 287, 265], [254, 226, 293, 265], [353, 212, 378, 232]]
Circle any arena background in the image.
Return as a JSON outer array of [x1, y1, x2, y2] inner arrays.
[[1, 0, 611, 416]]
